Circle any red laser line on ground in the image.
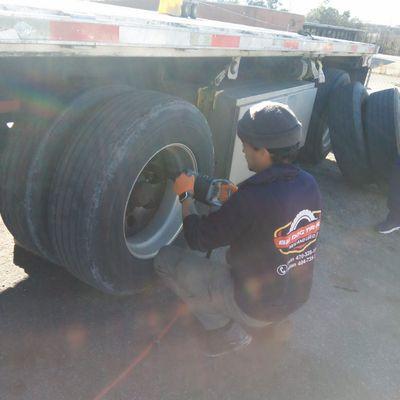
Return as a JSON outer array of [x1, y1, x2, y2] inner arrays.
[[92, 306, 186, 400]]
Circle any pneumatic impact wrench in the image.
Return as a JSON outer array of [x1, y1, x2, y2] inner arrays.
[[174, 169, 238, 207], [171, 170, 238, 259]]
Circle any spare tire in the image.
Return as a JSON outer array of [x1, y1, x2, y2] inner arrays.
[[328, 82, 371, 184], [364, 88, 400, 183], [300, 68, 351, 164], [48, 90, 214, 294]]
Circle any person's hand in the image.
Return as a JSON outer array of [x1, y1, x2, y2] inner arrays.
[[219, 182, 238, 203], [173, 172, 195, 196]]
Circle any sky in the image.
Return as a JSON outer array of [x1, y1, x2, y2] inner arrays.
[[236, 0, 399, 26], [280, 0, 399, 26]]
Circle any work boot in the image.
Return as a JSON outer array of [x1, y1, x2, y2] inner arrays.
[[375, 216, 400, 234], [201, 320, 252, 357]]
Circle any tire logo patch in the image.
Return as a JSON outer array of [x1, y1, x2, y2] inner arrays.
[[274, 209, 321, 255]]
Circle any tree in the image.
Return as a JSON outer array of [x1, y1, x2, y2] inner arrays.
[[306, 1, 363, 28]]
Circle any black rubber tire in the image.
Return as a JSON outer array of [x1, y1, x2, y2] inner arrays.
[[48, 90, 214, 294], [0, 93, 67, 255], [300, 69, 351, 164], [25, 85, 132, 263], [328, 82, 371, 184], [181, 2, 191, 17], [0, 86, 131, 260], [0, 123, 8, 160], [190, 3, 198, 19], [0, 122, 10, 210], [0, 84, 84, 249], [364, 88, 400, 183]]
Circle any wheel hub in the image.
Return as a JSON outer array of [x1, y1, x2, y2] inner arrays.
[[124, 144, 197, 259]]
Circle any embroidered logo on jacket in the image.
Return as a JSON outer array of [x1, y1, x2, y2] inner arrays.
[[274, 209, 321, 255]]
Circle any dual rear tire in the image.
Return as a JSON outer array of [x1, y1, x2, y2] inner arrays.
[[328, 82, 371, 184], [0, 89, 214, 294], [328, 84, 399, 185], [364, 88, 400, 183], [300, 69, 351, 164], [181, 1, 198, 18]]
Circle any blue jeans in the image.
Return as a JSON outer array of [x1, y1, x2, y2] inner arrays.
[[387, 157, 400, 222]]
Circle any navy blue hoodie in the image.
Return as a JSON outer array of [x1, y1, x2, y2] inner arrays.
[[183, 164, 322, 321]]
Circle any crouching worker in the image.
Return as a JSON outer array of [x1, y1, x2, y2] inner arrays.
[[154, 101, 322, 357]]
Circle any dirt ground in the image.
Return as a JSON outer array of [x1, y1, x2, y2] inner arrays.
[[1, 158, 400, 400], [1, 77, 400, 400], [367, 71, 400, 91]]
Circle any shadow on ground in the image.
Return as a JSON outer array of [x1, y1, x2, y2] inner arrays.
[[0, 245, 180, 399], [0, 245, 291, 400]]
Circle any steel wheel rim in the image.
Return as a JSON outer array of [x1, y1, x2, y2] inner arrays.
[[124, 143, 197, 259]]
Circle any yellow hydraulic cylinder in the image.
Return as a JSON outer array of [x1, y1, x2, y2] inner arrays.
[[158, 0, 183, 17]]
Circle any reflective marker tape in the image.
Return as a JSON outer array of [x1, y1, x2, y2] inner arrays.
[[49, 21, 119, 43], [351, 44, 358, 52], [283, 40, 299, 50], [211, 34, 240, 48]]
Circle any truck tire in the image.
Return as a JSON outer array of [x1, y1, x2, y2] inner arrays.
[[190, 3, 198, 19], [48, 90, 214, 294], [364, 88, 400, 183], [0, 83, 85, 250], [0, 86, 130, 260], [181, 2, 191, 17], [25, 85, 132, 263], [0, 123, 8, 159], [0, 122, 10, 209], [328, 82, 371, 184], [300, 69, 350, 164], [0, 94, 66, 255]]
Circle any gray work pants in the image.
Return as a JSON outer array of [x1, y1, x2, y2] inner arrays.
[[154, 245, 271, 331]]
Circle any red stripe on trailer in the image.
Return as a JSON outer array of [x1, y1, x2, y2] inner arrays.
[[283, 40, 299, 50], [351, 44, 358, 52], [323, 43, 333, 52], [211, 34, 240, 48], [49, 21, 119, 43], [0, 99, 20, 113]]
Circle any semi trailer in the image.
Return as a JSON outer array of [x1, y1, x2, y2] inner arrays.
[[0, 0, 398, 295]]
